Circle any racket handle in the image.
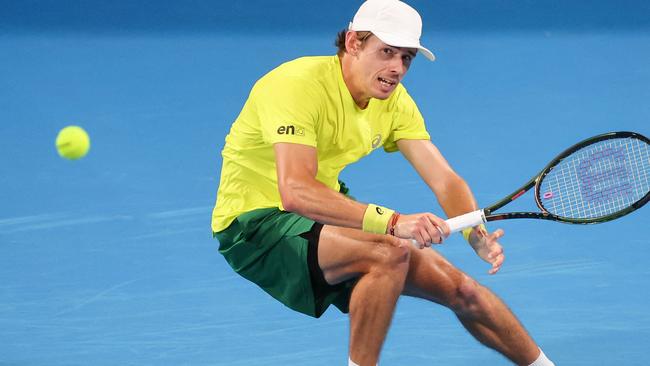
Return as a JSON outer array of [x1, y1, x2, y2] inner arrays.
[[444, 209, 486, 234], [410, 209, 486, 247]]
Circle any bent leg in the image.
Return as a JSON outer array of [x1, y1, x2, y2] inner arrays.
[[403, 247, 540, 365], [317, 225, 411, 366]]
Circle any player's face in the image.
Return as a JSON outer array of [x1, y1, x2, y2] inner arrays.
[[351, 35, 417, 104]]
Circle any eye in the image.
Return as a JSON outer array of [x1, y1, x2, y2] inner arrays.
[[401, 54, 413, 68], [382, 47, 394, 55]]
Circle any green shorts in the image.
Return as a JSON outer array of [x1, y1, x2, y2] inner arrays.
[[214, 207, 354, 318]]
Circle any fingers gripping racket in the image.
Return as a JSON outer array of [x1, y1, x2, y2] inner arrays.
[[444, 131, 650, 233]]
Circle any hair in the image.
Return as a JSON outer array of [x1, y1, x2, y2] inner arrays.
[[334, 30, 372, 57]]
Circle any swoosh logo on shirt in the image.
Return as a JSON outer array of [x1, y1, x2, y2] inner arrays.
[[371, 134, 382, 149]]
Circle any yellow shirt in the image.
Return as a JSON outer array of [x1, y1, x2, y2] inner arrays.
[[212, 55, 430, 232]]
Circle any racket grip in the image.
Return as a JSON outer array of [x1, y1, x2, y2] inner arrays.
[[410, 209, 486, 247], [444, 209, 486, 234]]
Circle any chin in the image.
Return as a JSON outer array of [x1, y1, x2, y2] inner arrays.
[[373, 91, 394, 100], [373, 84, 398, 99]]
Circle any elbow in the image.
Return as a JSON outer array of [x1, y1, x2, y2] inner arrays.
[[280, 192, 299, 213], [278, 179, 303, 213]]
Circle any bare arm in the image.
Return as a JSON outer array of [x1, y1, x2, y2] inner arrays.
[[396, 139, 478, 218], [397, 138, 505, 274], [275, 142, 450, 244], [274, 142, 366, 229]]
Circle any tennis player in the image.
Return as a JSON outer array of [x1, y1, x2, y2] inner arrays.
[[212, 0, 555, 365]]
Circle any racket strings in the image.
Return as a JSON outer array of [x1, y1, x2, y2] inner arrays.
[[539, 137, 650, 219]]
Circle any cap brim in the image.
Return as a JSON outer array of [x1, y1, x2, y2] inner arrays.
[[372, 31, 435, 61]]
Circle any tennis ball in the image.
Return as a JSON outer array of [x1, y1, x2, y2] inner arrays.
[[56, 126, 90, 160]]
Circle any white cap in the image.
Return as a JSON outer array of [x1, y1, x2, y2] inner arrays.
[[349, 0, 435, 61]]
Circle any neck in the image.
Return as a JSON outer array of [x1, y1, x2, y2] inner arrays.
[[339, 54, 370, 109]]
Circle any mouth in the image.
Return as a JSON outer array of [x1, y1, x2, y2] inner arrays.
[[378, 77, 397, 88]]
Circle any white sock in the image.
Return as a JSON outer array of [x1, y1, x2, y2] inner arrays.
[[348, 358, 378, 366], [352, 349, 552, 366], [528, 348, 555, 366]]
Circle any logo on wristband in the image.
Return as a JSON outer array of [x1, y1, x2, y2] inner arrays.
[[376, 206, 384, 215]]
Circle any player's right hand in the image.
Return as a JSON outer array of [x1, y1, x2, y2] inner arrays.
[[392, 213, 449, 248]]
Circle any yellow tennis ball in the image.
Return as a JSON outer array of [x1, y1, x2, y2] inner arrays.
[[56, 126, 90, 160]]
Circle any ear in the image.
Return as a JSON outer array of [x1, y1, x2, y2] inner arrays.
[[345, 31, 360, 56]]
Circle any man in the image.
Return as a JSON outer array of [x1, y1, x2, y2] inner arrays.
[[212, 0, 555, 365]]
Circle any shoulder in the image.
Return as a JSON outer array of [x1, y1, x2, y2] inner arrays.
[[251, 56, 339, 102], [389, 84, 416, 106], [375, 83, 421, 116], [260, 56, 337, 86]]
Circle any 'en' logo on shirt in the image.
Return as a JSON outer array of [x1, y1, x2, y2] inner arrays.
[[277, 125, 305, 136]]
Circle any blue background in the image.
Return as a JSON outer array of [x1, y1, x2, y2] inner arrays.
[[1, 1, 649, 365]]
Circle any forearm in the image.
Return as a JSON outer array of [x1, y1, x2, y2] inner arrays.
[[435, 173, 480, 219], [274, 142, 393, 232], [397, 139, 478, 219], [280, 176, 369, 230]]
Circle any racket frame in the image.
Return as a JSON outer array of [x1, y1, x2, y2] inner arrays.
[[482, 131, 650, 225]]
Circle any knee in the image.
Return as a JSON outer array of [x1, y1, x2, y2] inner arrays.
[[371, 237, 411, 277], [449, 275, 487, 316]]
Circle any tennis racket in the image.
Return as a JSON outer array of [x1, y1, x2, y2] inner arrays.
[[443, 131, 650, 233]]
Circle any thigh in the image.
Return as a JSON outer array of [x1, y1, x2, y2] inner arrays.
[[216, 208, 318, 315], [315, 225, 469, 307], [317, 225, 410, 285]]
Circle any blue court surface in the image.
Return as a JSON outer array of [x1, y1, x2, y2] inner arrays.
[[1, 1, 649, 365]]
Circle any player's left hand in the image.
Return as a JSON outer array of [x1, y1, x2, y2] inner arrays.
[[468, 227, 505, 275]]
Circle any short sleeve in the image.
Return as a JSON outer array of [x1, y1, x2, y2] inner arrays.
[[253, 75, 321, 147], [383, 88, 430, 152]]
